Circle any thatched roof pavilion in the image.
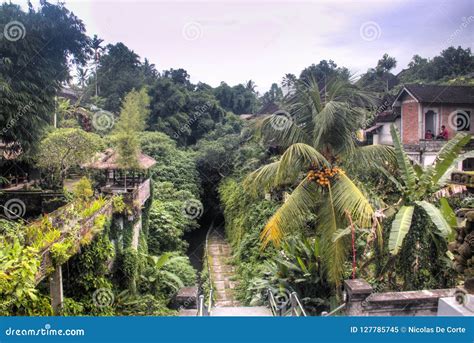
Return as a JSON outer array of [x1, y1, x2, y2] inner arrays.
[[83, 148, 156, 170], [83, 149, 156, 193]]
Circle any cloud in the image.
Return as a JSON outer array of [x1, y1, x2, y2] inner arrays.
[[16, 0, 474, 93]]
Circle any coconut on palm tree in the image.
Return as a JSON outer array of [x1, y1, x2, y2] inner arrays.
[[245, 76, 394, 285]]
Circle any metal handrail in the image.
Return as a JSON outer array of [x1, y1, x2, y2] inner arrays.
[[322, 303, 346, 316], [198, 225, 214, 316], [267, 289, 307, 317], [267, 289, 280, 316], [197, 295, 205, 316], [290, 292, 307, 317]]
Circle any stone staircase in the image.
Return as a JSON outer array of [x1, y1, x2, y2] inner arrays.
[[208, 229, 241, 307], [211, 306, 271, 316], [178, 228, 272, 317], [207, 228, 272, 316]]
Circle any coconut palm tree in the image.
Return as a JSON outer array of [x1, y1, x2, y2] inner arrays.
[[381, 125, 471, 255], [281, 73, 297, 94], [245, 77, 394, 285]]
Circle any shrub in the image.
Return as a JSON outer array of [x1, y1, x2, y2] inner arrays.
[[73, 177, 94, 204]]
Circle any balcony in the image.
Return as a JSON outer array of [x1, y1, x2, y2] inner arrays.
[[404, 135, 474, 153], [100, 178, 151, 207], [450, 171, 474, 188]]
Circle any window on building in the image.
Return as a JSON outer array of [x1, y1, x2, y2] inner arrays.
[[424, 110, 436, 139], [462, 158, 474, 171]]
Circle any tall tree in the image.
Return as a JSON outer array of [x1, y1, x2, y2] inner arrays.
[[375, 53, 397, 74], [299, 60, 350, 88], [246, 77, 393, 285], [90, 34, 104, 97], [245, 80, 257, 93], [94, 43, 144, 112], [0, 1, 90, 153], [163, 68, 191, 88], [37, 128, 102, 188], [357, 53, 399, 93], [261, 83, 283, 106], [281, 73, 297, 94], [113, 88, 150, 170], [214, 81, 258, 115], [399, 46, 474, 83]]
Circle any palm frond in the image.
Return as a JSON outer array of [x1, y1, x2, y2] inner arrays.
[[389, 205, 414, 254], [255, 113, 311, 148], [260, 177, 319, 247], [312, 101, 359, 155], [347, 144, 396, 169], [244, 143, 330, 194], [331, 173, 375, 228], [278, 143, 330, 177], [244, 161, 282, 195], [318, 184, 347, 285]]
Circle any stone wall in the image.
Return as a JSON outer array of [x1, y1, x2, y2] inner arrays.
[[344, 279, 456, 316]]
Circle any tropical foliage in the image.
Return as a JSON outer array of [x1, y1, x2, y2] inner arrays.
[[1, 0, 472, 318], [383, 125, 470, 254], [245, 77, 393, 285]]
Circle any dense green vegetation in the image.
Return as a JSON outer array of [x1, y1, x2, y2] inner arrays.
[[1, 0, 473, 317]]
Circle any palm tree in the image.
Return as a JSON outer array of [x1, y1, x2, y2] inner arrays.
[[245, 80, 257, 93], [281, 73, 297, 94], [76, 67, 89, 88], [382, 125, 470, 255], [91, 35, 104, 97], [245, 77, 393, 285]]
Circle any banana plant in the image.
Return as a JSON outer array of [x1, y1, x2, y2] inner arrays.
[[383, 125, 471, 254], [140, 253, 185, 292]]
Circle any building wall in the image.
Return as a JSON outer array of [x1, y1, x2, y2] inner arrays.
[[376, 119, 401, 145], [400, 98, 473, 144], [439, 105, 474, 139], [401, 94, 420, 144]]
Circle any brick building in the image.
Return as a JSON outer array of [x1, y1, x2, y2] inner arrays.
[[367, 84, 474, 170]]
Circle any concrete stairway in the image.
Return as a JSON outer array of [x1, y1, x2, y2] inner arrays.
[[207, 229, 241, 307], [211, 306, 272, 316], [177, 228, 273, 317], [207, 229, 272, 316]]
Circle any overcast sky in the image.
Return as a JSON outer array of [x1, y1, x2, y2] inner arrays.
[[17, 0, 474, 93]]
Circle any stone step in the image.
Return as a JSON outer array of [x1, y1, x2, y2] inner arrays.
[[178, 309, 198, 316], [214, 300, 242, 307], [211, 306, 272, 317]]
